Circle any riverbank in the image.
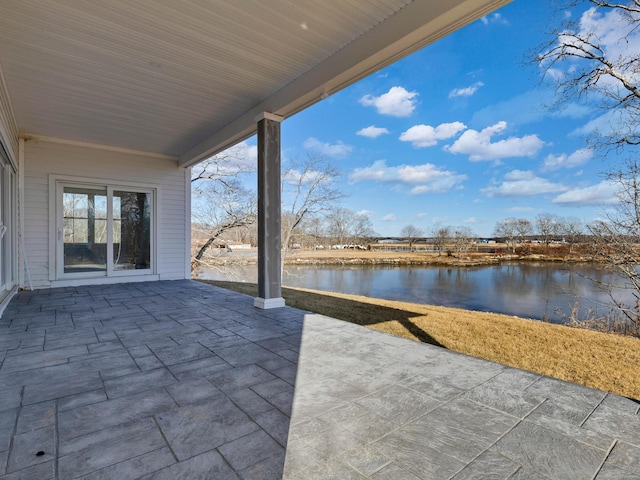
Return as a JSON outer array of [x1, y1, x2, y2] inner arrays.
[[200, 280, 640, 400], [199, 247, 591, 268]]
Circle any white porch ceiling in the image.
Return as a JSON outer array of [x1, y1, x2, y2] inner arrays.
[[0, 0, 510, 166]]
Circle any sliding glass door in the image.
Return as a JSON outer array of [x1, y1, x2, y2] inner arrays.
[[62, 186, 108, 273], [0, 144, 16, 301], [57, 182, 154, 279], [112, 190, 151, 271]]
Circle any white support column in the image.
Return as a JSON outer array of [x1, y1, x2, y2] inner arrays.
[[254, 112, 285, 309]]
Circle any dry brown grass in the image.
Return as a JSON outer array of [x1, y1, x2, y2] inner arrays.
[[200, 280, 640, 400]]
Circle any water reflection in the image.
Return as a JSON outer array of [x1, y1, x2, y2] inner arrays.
[[201, 262, 634, 323]]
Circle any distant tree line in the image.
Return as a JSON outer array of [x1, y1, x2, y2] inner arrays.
[[389, 215, 587, 257], [492, 214, 585, 253]]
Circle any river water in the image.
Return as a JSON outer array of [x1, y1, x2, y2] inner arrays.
[[201, 262, 635, 324]]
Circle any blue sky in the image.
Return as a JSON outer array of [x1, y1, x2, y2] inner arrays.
[[223, 0, 633, 238]]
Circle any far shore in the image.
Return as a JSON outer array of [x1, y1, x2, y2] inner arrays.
[[197, 245, 594, 268]]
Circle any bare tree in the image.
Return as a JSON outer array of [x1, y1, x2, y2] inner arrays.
[[535, 213, 561, 250], [191, 178, 256, 271], [431, 225, 451, 256], [281, 155, 346, 264], [352, 212, 376, 245], [325, 207, 355, 246], [537, 2, 640, 330], [400, 224, 424, 252], [538, 0, 640, 151], [325, 208, 375, 246], [301, 214, 326, 248], [452, 226, 476, 257], [514, 219, 533, 251], [585, 159, 640, 328], [559, 216, 584, 253], [494, 218, 519, 253], [191, 148, 257, 273]]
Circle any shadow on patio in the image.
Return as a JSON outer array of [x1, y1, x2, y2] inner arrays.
[[1, 280, 639, 479]]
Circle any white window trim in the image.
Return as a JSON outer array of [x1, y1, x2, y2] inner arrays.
[[49, 175, 159, 283]]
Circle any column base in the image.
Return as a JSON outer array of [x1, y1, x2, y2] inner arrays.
[[253, 297, 286, 309]]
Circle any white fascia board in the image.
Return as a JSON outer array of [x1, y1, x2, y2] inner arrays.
[[178, 0, 511, 168]]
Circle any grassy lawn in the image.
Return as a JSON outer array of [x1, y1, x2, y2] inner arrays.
[[200, 279, 640, 400]]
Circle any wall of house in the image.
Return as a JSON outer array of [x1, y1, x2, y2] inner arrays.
[[0, 66, 18, 164], [0, 65, 19, 313], [22, 138, 190, 288]]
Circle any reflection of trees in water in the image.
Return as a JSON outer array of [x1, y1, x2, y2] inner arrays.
[[487, 263, 563, 318], [560, 265, 634, 316], [285, 266, 378, 297], [399, 268, 424, 301], [428, 268, 478, 305], [208, 263, 638, 323], [492, 263, 543, 297]]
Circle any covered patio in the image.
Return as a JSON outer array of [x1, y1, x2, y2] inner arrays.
[[0, 0, 518, 313], [1, 280, 638, 479], [2, 4, 639, 477]]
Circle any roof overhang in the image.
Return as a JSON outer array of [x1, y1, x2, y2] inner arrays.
[[0, 0, 511, 168]]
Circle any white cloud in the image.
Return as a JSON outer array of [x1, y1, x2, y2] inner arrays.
[[552, 180, 619, 206], [399, 122, 466, 148], [470, 90, 591, 128], [356, 209, 375, 218], [449, 82, 484, 98], [359, 86, 418, 117], [282, 168, 328, 186], [199, 141, 257, 177], [570, 109, 627, 139], [480, 13, 510, 26], [482, 170, 568, 197], [472, 91, 545, 126], [232, 141, 258, 163], [349, 159, 467, 194], [542, 148, 593, 171], [382, 214, 397, 221], [553, 103, 593, 119], [303, 137, 352, 158], [445, 121, 545, 161], [545, 68, 565, 81], [503, 206, 536, 213], [356, 125, 390, 139]]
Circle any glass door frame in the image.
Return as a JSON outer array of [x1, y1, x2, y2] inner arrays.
[[54, 178, 156, 280], [0, 146, 17, 301]]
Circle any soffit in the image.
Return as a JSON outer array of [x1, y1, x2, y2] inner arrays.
[[0, 0, 510, 165]]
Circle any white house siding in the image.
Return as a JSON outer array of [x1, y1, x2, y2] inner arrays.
[[0, 66, 18, 313], [0, 66, 18, 164], [22, 138, 189, 288]]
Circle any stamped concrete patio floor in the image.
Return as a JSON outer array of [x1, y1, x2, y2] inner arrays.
[[1, 281, 639, 479]]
